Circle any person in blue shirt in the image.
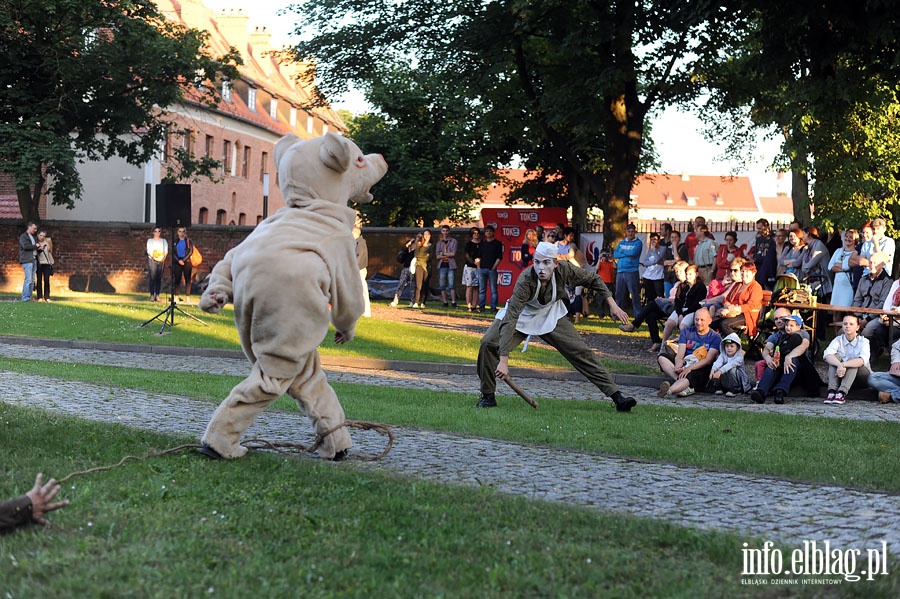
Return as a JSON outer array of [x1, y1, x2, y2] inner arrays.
[[613, 223, 643, 317], [173, 227, 195, 303], [657, 308, 722, 398]]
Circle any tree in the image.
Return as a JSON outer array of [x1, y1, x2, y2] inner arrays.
[[286, 0, 735, 243], [0, 0, 240, 223], [343, 65, 512, 227], [696, 1, 900, 230]]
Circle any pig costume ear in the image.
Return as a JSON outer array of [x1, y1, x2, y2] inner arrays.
[[320, 132, 351, 173], [273, 134, 301, 171]]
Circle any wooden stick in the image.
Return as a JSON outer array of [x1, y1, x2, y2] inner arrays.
[[503, 376, 539, 409]]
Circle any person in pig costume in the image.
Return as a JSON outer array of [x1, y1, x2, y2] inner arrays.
[[197, 132, 387, 460]]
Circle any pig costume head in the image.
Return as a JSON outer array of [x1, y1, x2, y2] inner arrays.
[[274, 132, 387, 210]]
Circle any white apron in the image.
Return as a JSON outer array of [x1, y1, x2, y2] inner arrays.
[[496, 274, 568, 335]]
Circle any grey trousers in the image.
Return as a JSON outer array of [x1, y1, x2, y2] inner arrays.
[[477, 317, 619, 398], [827, 365, 870, 394]]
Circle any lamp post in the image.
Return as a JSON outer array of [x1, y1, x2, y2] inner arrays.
[[262, 172, 269, 219]]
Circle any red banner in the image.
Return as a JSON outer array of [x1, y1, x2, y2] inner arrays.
[[480, 207, 569, 303]]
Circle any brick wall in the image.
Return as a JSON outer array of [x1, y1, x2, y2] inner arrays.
[[0, 221, 467, 296], [0, 220, 253, 295]]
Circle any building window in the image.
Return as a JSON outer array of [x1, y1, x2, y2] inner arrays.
[[248, 87, 257, 112], [259, 152, 268, 183], [322, 124, 328, 135], [269, 98, 278, 119], [222, 81, 232, 102], [257, 215, 263, 224], [306, 115, 314, 134], [205, 135, 214, 158], [289, 107, 297, 127], [198, 207, 209, 224], [238, 213, 247, 226], [222, 140, 232, 176], [216, 209, 227, 225], [241, 146, 251, 178]]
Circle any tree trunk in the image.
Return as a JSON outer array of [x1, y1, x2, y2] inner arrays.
[[567, 171, 590, 232], [791, 168, 811, 225], [603, 91, 645, 248], [16, 184, 41, 224]]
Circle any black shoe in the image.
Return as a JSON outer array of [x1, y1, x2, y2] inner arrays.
[[750, 390, 765, 404], [774, 391, 785, 405], [331, 449, 349, 462], [475, 393, 497, 408], [199, 443, 224, 460], [613, 395, 637, 412], [442, 302, 449, 307], [451, 302, 457, 308]]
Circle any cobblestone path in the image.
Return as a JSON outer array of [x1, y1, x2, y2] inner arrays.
[[2, 340, 898, 558]]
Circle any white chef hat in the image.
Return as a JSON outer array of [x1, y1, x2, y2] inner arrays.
[[534, 241, 558, 259]]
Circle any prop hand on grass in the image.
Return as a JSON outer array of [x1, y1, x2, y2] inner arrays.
[[26, 473, 69, 525]]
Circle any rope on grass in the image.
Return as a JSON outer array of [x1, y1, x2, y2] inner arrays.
[[56, 419, 394, 484]]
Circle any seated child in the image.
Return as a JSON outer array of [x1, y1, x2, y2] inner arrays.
[[708, 333, 752, 396], [822, 314, 871, 405]]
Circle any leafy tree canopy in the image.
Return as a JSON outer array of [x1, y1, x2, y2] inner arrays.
[[0, 0, 240, 222], [695, 1, 900, 231], [345, 65, 513, 226], [286, 0, 736, 243]]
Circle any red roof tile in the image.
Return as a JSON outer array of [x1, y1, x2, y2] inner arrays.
[[630, 173, 758, 211]]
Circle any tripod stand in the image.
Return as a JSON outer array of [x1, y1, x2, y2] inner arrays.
[[141, 229, 208, 334]]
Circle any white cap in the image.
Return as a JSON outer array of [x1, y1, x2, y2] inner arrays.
[[534, 241, 558, 259]]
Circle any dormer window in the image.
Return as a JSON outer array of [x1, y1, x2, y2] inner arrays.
[[221, 81, 232, 102], [248, 87, 257, 112], [269, 98, 278, 119]]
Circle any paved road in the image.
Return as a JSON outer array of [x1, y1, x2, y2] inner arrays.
[[1, 340, 898, 559]]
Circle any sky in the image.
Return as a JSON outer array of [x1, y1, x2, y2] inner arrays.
[[208, 0, 784, 197]]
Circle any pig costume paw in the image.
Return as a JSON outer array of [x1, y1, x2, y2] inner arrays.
[[198, 291, 228, 313]]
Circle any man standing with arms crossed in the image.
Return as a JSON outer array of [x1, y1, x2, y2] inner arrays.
[[18, 221, 38, 302], [475, 242, 638, 412], [435, 225, 458, 308], [476, 224, 504, 312]]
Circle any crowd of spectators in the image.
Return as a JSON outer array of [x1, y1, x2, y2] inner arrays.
[[606, 215, 900, 405]]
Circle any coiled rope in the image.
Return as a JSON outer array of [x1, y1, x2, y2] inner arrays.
[[57, 419, 394, 484]]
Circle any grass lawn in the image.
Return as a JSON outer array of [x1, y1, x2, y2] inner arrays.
[[0, 295, 654, 374], [4, 357, 900, 493], [2, 404, 894, 598]]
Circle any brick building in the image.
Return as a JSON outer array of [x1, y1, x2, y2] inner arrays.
[[1, 0, 343, 226]]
